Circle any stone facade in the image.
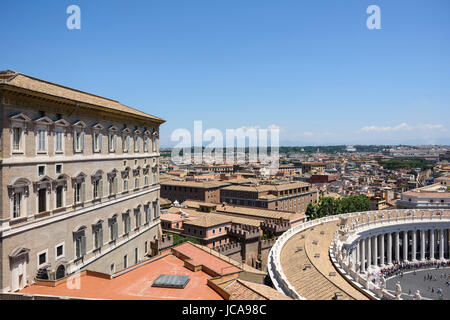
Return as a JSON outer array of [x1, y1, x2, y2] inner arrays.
[[0, 71, 165, 292]]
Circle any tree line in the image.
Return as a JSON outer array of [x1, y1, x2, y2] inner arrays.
[[305, 195, 370, 220]]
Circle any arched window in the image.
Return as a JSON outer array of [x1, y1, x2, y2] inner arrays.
[[109, 214, 119, 242], [144, 202, 151, 224], [92, 220, 104, 250], [72, 172, 87, 204], [108, 169, 119, 195], [122, 167, 130, 192], [73, 226, 87, 259], [123, 211, 131, 235], [134, 206, 142, 230], [91, 170, 104, 200], [133, 166, 141, 190]]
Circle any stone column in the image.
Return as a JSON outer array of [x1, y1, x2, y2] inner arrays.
[[356, 241, 360, 263], [447, 229, 450, 259], [352, 247, 357, 271], [430, 229, 435, 260], [420, 229, 426, 261], [403, 231, 408, 262], [360, 238, 366, 273], [439, 229, 445, 260], [379, 233, 385, 266], [395, 232, 400, 262], [387, 233, 392, 265], [373, 236, 378, 267], [367, 237, 372, 269], [412, 230, 417, 261]]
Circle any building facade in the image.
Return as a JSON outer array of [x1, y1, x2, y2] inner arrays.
[[0, 70, 165, 292], [220, 181, 317, 213], [160, 180, 230, 203], [397, 183, 450, 210]]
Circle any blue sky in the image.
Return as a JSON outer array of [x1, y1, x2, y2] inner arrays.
[[1, 0, 449, 146]]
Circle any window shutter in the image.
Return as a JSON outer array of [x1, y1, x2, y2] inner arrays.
[[114, 177, 118, 194], [81, 131, 85, 151], [76, 238, 81, 258], [81, 182, 86, 202], [99, 179, 103, 198], [114, 135, 117, 151], [81, 235, 86, 256], [99, 133, 103, 151], [99, 228, 103, 247], [114, 222, 118, 239], [73, 132, 77, 151]]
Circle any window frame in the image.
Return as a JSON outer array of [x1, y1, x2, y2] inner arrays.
[[55, 242, 65, 261], [37, 249, 49, 269]]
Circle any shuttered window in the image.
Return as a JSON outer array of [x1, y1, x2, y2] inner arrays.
[[145, 205, 151, 223], [13, 193, 21, 218], [74, 230, 86, 259], [94, 132, 102, 152], [93, 225, 103, 249], [56, 131, 63, 152], [109, 217, 118, 241], [13, 127, 21, 150], [94, 179, 103, 199], [152, 135, 156, 152], [38, 129, 46, 151]]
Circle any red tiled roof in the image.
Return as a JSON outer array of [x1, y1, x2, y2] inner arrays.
[[19, 254, 222, 300]]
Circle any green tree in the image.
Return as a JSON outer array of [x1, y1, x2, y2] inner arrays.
[[306, 195, 370, 221]]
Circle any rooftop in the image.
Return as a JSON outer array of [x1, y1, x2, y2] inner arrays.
[[221, 181, 310, 193], [183, 200, 305, 222], [173, 242, 242, 275], [0, 70, 165, 124], [161, 179, 230, 189], [19, 253, 222, 300]]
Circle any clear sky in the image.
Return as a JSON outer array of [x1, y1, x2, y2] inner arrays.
[[1, 0, 449, 147]]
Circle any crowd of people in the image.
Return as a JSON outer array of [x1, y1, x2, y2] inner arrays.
[[379, 260, 450, 278]]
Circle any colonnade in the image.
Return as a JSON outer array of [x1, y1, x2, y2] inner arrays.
[[350, 228, 450, 273]]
